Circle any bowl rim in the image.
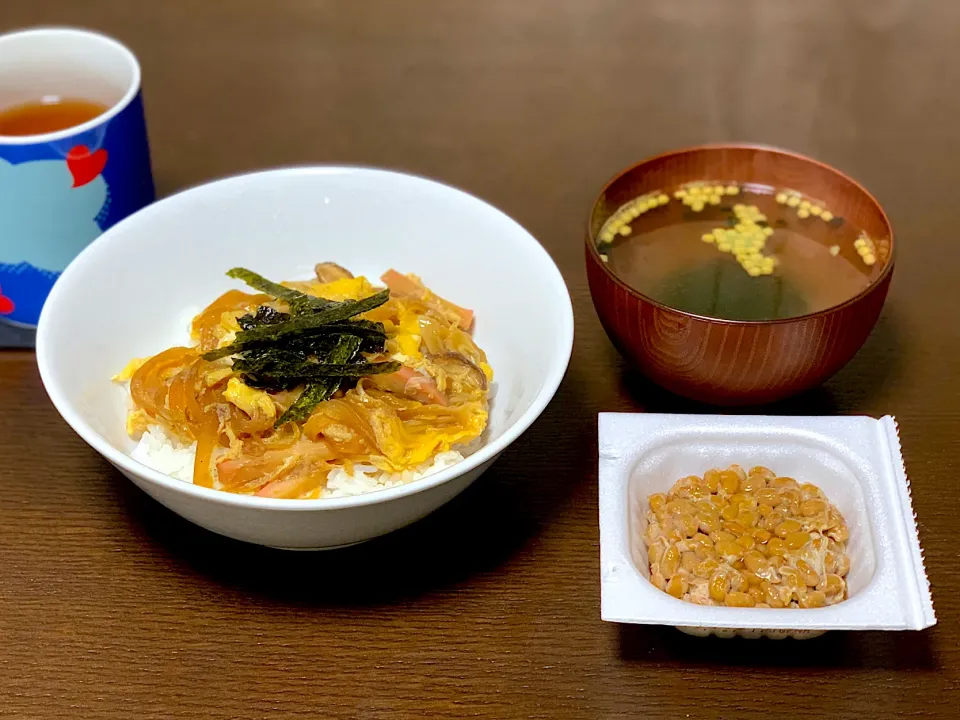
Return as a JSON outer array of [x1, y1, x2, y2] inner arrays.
[[0, 27, 142, 145], [585, 142, 895, 326], [37, 164, 575, 511]]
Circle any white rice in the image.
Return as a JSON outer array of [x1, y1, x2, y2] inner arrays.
[[131, 424, 467, 498], [131, 426, 198, 483]]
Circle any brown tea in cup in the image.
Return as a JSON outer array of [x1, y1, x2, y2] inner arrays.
[[0, 97, 107, 136]]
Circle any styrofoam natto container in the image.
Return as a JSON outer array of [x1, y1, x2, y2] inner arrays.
[[599, 413, 935, 639], [36, 167, 574, 549]]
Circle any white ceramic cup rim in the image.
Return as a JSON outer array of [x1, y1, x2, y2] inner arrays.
[[0, 26, 141, 145]]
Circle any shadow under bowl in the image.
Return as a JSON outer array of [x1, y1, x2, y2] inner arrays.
[[585, 144, 894, 406]]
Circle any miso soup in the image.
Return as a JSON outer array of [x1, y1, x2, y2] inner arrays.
[[596, 183, 886, 321]]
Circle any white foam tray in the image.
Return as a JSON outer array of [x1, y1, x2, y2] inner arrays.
[[599, 413, 935, 638]]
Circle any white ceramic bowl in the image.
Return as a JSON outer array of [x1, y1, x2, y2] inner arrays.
[[37, 167, 574, 549]]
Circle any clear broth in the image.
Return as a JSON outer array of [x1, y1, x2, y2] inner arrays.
[[600, 186, 881, 321]]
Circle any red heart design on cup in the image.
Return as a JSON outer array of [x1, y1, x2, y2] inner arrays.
[[66, 145, 109, 187], [0, 285, 14, 315]]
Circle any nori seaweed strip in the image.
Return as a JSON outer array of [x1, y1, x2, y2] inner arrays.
[[274, 384, 332, 427], [252, 359, 400, 380], [232, 348, 310, 376], [242, 374, 303, 392], [227, 267, 336, 313], [203, 327, 383, 361], [324, 318, 386, 333], [203, 338, 300, 362], [274, 336, 362, 426], [292, 320, 386, 353], [214, 320, 386, 360], [237, 305, 290, 330], [278, 332, 384, 356], [308, 319, 387, 343], [202, 290, 391, 360]]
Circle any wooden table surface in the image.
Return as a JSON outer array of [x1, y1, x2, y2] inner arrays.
[[2, 2, 957, 718]]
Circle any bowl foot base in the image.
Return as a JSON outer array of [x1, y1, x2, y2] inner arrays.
[[266, 540, 368, 551]]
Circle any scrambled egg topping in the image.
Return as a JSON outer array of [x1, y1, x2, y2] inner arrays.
[[112, 357, 148, 382], [114, 358, 159, 436], [125, 408, 151, 436], [224, 377, 276, 419], [390, 305, 424, 361], [120, 273, 490, 479]]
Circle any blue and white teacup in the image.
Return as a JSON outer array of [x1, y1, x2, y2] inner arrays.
[[0, 27, 154, 329]]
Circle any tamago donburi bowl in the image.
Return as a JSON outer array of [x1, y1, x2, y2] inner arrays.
[[37, 167, 574, 549]]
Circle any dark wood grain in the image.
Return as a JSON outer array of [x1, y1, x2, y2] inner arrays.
[[1, 1, 957, 718]]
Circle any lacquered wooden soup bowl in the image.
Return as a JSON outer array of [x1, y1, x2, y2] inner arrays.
[[586, 144, 894, 405]]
